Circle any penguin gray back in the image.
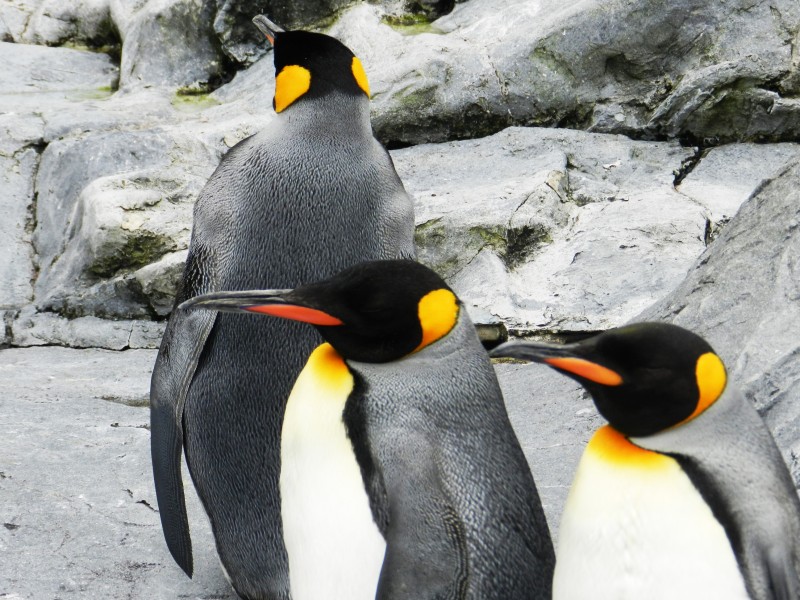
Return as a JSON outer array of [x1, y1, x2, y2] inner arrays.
[[150, 20, 414, 600], [635, 384, 800, 600], [349, 313, 555, 599]]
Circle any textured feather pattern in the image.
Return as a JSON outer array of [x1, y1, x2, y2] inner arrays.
[[349, 313, 555, 599], [153, 90, 415, 599], [635, 385, 800, 600]]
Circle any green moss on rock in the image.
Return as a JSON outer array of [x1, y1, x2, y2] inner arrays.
[[171, 91, 220, 112], [89, 232, 172, 278], [505, 224, 551, 269], [468, 225, 507, 252], [381, 13, 443, 35]]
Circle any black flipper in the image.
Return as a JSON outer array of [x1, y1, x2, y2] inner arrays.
[[150, 243, 217, 576], [765, 545, 800, 600]]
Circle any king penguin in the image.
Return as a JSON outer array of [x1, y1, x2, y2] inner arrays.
[[491, 322, 800, 600], [180, 259, 556, 600], [149, 16, 415, 600]]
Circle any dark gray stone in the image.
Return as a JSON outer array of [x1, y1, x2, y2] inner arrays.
[[20, 0, 119, 48], [119, 0, 228, 91], [641, 159, 800, 482], [213, 0, 357, 64], [332, 0, 800, 146]]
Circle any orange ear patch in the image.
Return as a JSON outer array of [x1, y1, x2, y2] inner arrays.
[[544, 357, 623, 386], [274, 65, 311, 113], [415, 289, 458, 352], [351, 57, 370, 98], [246, 304, 343, 326], [679, 352, 726, 424]]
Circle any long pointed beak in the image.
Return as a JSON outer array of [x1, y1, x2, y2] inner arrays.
[[180, 290, 344, 327], [252, 15, 284, 46], [490, 340, 623, 386], [490, 340, 577, 362]]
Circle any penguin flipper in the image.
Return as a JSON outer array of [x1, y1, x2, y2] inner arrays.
[[150, 245, 217, 576], [764, 545, 800, 600], [373, 438, 468, 599]]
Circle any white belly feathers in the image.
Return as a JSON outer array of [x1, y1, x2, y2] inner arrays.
[[554, 426, 749, 600], [280, 343, 386, 600]]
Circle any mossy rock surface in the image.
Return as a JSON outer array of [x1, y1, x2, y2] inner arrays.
[[89, 231, 174, 279]]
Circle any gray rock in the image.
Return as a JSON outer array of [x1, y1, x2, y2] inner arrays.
[[0, 346, 236, 599], [0, 40, 117, 95], [30, 121, 799, 341], [41, 88, 176, 143], [107, 0, 149, 40], [677, 142, 800, 236], [0, 0, 42, 42], [393, 126, 704, 332], [213, 0, 358, 64], [31, 131, 216, 319], [131, 250, 188, 317], [11, 307, 166, 349], [331, 0, 800, 146], [0, 145, 37, 312], [333, 4, 505, 146], [118, 0, 227, 91], [641, 159, 800, 480], [19, 0, 118, 48], [0, 111, 41, 316], [33, 130, 173, 280]]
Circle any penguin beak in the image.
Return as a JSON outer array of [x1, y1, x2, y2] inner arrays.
[[252, 15, 284, 47], [490, 341, 623, 386], [179, 290, 344, 327]]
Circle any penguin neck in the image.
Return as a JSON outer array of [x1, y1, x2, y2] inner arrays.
[[629, 384, 746, 455], [349, 311, 481, 374], [278, 90, 372, 140]]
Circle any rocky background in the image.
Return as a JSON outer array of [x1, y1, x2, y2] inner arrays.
[[1, 0, 799, 597]]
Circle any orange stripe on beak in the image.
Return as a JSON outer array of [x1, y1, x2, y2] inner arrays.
[[544, 357, 623, 386], [246, 305, 343, 326]]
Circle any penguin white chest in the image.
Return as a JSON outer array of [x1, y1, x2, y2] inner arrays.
[[280, 343, 386, 600], [554, 426, 749, 600]]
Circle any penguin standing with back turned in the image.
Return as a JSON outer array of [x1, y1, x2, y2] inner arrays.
[[149, 16, 415, 600], [181, 259, 556, 600], [492, 322, 800, 600]]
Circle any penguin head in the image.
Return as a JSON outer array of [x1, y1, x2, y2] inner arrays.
[[490, 322, 728, 437], [253, 15, 371, 114], [180, 260, 460, 364]]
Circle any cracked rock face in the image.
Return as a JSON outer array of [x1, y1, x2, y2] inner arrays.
[[334, 0, 800, 146], [2, 0, 800, 350], [395, 127, 708, 333], [641, 159, 800, 478], [0, 347, 236, 599]]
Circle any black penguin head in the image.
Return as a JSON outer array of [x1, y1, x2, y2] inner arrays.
[[490, 322, 728, 437], [180, 260, 460, 363], [253, 15, 370, 114]]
